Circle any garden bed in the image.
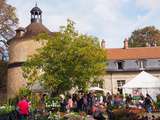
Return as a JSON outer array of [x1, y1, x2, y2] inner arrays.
[[109, 108, 160, 120]]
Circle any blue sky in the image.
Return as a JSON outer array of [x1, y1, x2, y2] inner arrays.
[[7, 0, 160, 48]]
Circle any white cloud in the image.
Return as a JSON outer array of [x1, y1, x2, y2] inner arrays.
[[7, 0, 160, 48], [135, 0, 160, 11]]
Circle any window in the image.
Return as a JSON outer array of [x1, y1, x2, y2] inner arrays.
[[117, 80, 125, 94], [137, 60, 146, 70], [158, 60, 160, 66], [117, 61, 124, 70]]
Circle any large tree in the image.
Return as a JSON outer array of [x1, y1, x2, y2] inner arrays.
[[22, 20, 106, 96], [128, 26, 160, 47], [0, 0, 18, 40]]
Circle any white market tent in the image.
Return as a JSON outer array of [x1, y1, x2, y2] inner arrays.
[[88, 87, 111, 94], [122, 71, 160, 100], [89, 87, 104, 91], [30, 81, 45, 93]]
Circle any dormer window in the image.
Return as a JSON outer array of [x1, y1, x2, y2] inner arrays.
[[117, 61, 124, 70], [137, 59, 146, 70]]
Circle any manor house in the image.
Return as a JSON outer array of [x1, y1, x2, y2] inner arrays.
[[5, 4, 160, 100]]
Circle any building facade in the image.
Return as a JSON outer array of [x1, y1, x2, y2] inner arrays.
[[104, 39, 160, 94]]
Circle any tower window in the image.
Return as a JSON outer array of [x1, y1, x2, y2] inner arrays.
[[117, 61, 124, 70]]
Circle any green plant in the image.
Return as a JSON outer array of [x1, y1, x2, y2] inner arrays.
[[48, 112, 61, 120], [63, 112, 85, 120], [45, 96, 61, 110], [0, 105, 15, 115], [8, 95, 19, 106], [19, 87, 31, 97]]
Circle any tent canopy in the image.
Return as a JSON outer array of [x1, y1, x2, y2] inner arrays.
[[30, 81, 45, 92], [122, 71, 160, 89], [89, 87, 104, 91]]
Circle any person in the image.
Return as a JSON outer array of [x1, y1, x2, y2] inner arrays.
[[125, 94, 132, 108], [144, 94, 152, 112], [106, 92, 112, 106], [156, 95, 160, 111], [82, 94, 88, 112], [39, 94, 46, 113], [139, 94, 145, 109], [60, 95, 67, 112], [17, 96, 30, 120], [77, 95, 83, 112], [72, 94, 78, 112], [87, 92, 95, 114], [93, 104, 106, 120], [40, 94, 46, 104], [99, 95, 103, 104], [67, 96, 73, 112]]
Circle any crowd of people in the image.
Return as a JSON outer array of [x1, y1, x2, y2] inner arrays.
[[15, 91, 160, 120], [59, 92, 160, 119], [126, 93, 160, 113], [59, 92, 106, 119]]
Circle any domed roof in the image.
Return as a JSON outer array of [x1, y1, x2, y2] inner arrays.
[[23, 22, 51, 37], [30, 4, 42, 15], [23, 22, 51, 38], [7, 22, 54, 44]]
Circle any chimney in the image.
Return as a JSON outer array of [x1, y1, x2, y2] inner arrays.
[[15, 27, 25, 38], [146, 42, 150, 47], [124, 38, 128, 49], [101, 39, 106, 48]]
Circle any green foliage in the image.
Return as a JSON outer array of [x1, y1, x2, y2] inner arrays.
[[92, 77, 104, 88], [19, 87, 31, 97], [128, 26, 160, 47], [45, 96, 61, 108], [0, 105, 15, 116], [62, 112, 87, 120], [7, 96, 19, 106], [22, 19, 106, 96]]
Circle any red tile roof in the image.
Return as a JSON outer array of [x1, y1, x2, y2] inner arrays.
[[107, 47, 160, 60]]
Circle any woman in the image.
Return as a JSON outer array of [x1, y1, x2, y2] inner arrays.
[[17, 96, 30, 120], [67, 96, 73, 112]]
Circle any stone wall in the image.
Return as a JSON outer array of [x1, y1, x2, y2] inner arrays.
[[7, 38, 42, 99], [9, 38, 42, 63], [0, 87, 7, 104]]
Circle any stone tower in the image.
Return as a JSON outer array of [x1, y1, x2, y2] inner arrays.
[[7, 4, 52, 98]]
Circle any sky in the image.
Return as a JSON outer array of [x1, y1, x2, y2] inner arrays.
[[7, 0, 160, 48]]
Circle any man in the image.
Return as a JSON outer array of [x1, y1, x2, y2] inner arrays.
[[144, 94, 152, 113], [17, 96, 30, 120]]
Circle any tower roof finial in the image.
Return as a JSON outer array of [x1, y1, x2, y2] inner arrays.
[[35, 1, 37, 7]]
